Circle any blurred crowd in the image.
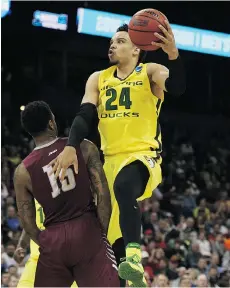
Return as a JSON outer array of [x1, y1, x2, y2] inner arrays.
[[2, 113, 230, 287], [2, 66, 230, 288]]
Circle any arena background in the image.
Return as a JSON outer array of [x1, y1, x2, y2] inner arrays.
[[1, 1, 230, 287]]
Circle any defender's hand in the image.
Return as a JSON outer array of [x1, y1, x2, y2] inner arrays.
[[152, 20, 179, 60], [48, 146, 78, 181], [14, 247, 26, 264]]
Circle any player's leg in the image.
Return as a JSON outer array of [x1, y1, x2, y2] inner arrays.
[[73, 235, 120, 287], [112, 238, 126, 287], [103, 159, 126, 287], [35, 255, 74, 287], [17, 256, 77, 288], [34, 227, 74, 287], [114, 160, 149, 286], [17, 257, 37, 288]]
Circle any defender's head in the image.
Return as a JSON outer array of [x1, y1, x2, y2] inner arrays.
[[108, 24, 146, 65], [21, 101, 58, 138]]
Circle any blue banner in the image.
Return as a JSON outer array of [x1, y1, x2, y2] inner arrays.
[[32, 10, 68, 31], [77, 8, 230, 58], [1, 0, 11, 18]]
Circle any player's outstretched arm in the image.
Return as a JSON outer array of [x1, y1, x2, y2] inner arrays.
[[148, 20, 186, 96], [48, 71, 100, 182], [14, 229, 30, 264], [13, 163, 40, 246], [82, 141, 112, 234]]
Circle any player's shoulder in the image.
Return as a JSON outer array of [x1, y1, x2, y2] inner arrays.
[[58, 137, 68, 144], [14, 161, 30, 184], [89, 67, 116, 79], [88, 71, 101, 82], [99, 65, 117, 77], [23, 150, 40, 169]]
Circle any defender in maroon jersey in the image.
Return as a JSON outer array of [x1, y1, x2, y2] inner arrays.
[[13, 101, 119, 287]]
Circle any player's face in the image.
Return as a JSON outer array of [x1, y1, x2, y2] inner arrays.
[[108, 31, 139, 65]]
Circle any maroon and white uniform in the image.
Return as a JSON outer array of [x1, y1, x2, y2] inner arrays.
[[23, 138, 119, 287]]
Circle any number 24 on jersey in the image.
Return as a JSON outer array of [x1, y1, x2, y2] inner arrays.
[[106, 87, 132, 111]]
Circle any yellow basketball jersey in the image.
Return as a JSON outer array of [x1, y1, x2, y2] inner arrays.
[[30, 200, 45, 259], [98, 63, 163, 156]]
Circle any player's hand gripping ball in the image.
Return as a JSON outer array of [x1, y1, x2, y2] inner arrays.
[[128, 8, 178, 58]]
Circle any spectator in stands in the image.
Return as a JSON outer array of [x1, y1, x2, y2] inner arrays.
[[1, 272, 10, 288], [153, 273, 170, 288], [171, 266, 187, 287], [211, 233, 225, 257], [187, 268, 199, 285], [217, 272, 230, 288], [8, 265, 18, 278], [197, 231, 211, 257], [180, 217, 197, 242], [154, 258, 168, 275], [197, 257, 208, 274], [166, 255, 179, 280], [215, 218, 228, 235], [1, 242, 17, 268], [222, 249, 230, 271], [193, 198, 210, 220], [8, 275, 19, 288], [154, 230, 167, 249], [182, 184, 197, 217], [196, 274, 209, 288], [150, 212, 159, 234], [5, 205, 20, 232], [208, 266, 219, 287], [143, 229, 154, 246], [208, 253, 224, 274], [186, 242, 202, 268], [7, 146, 21, 167], [149, 248, 165, 271], [179, 274, 192, 287]]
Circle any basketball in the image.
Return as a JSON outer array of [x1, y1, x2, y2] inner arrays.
[[128, 8, 168, 51]]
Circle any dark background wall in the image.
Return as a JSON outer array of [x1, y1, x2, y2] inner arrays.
[[2, 1, 230, 135]]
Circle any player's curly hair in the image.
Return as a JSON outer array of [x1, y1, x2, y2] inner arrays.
[[116, 24, 147, 64], [21, 101, 53, 137]]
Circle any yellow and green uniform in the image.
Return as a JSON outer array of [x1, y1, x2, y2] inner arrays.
[[97, 63, 163, 245]]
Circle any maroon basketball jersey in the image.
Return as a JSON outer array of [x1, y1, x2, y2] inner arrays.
[[23, 138, 95, 227]]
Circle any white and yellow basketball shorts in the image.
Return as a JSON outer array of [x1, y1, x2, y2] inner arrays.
[[105, 150, 162, 245]]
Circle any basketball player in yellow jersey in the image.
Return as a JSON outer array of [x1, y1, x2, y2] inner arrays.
[[14, 201, 77, 288], [50, 20, 186, 287]]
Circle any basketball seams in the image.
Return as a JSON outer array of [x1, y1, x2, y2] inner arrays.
[[129, 27, 163, 34], [131, 14, 167, 28], [132, 42, 157, 47]]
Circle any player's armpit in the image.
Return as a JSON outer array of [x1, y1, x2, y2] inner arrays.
[[147, 63, 169, 92], [148, 57, 186, 96], [84, 141, 112, 234], [13, 163, 40, 246]]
